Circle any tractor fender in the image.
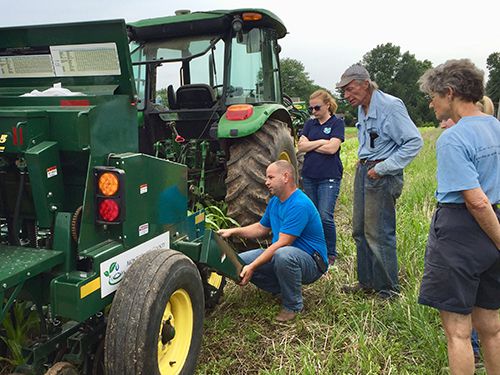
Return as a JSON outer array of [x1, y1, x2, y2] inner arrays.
[[217, 103, 293, 139]]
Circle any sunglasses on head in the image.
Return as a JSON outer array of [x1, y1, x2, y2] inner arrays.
[[308, 104, 323, 113]]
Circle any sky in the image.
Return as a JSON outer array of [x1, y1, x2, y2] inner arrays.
[[1, 0, 498, 91]]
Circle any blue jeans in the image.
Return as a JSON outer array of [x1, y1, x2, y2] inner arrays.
[[239, 246, 322, 312], [352, 163, 403, 293], [471, 328, 480, 355], [302, 177, 341, 258]]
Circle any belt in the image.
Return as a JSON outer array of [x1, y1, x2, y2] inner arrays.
[[359, 159, 385, 166], [437, 202, 500, 210], [436, 202, 466, 208]]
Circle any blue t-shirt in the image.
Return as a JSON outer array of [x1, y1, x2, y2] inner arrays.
[[260, 189, 328, 264], [301, 115, 345, 179], [436, 115, 500, 204]]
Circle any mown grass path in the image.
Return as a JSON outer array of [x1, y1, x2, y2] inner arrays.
[[197, 127, 475, 375]]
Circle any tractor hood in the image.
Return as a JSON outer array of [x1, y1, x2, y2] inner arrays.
[[128, 8, 287, 42], [0, 19, 136, 98]]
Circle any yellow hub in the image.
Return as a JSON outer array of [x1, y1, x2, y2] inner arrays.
[[207, 272, 223, 289], [279, 151, 291, 162], [157, 289, 193, 375]]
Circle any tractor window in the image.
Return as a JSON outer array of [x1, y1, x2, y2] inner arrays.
[[227, 28, 281, 105], [130, 36, 224, 109]]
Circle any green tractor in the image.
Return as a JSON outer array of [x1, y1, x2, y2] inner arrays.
[[0, 16, 244, 375], [128, 9, 298, 226]]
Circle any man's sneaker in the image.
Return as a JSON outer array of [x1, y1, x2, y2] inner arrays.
[[341, 282, 373, 294], [375, 289, 400, 301], [474, 353, 483, 369], [328, 255, 336, 266], [275, 308, 299, 322]]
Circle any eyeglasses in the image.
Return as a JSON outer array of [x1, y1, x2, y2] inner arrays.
[[424, 93, 435, 102], [308, 104, 323, 113]]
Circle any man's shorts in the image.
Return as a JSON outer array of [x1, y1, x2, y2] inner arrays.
[[419, 204, 500, 314]]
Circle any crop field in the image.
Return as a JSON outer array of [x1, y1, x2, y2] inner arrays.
[[196, 127, 486, 375]]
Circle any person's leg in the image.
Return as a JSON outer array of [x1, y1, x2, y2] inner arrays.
[[316, 178, 341, 259], [301, 177, 318, 207], [364, 172, 403, 294], [470, 328, 481, 362], [272, 246, 321, 312], [239, 249, 281, 295], [472, 307, 500, 374], [440, 310, 475, 375], [352, 164, 372, 288]]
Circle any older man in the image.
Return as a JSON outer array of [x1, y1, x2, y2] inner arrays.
[[419, 59, 500, 374], [336, 64, 423, 299], [218, 160, 327, 321]]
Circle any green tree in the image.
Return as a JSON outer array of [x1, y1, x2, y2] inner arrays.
[[280, 58, 316, 101], [360, 43, 435, 125], [486, 52, 500, 111]]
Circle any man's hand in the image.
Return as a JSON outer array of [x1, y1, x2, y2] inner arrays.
[[218, 228, 237, 238], [367, 167, 381, 179], [238, 264, 254, 286]]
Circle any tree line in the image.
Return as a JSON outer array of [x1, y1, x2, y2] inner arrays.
[[281, 43, 500, 126]]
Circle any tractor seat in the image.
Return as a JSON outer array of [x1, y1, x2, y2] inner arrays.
[[176, 84, 216, 109]]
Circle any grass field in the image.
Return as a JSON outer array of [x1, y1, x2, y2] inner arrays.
[[196, 127, 481, 375]]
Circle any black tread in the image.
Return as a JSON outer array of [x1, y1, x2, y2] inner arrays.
[[225, 119, 297, 226], [105, 249, 204, 375]]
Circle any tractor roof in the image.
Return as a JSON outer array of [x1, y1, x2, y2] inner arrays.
[[127, 8, 287, 42]]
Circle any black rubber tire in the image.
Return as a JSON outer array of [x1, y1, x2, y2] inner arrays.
[[225, 118, 297, 226], [104, 249, 204, 375]]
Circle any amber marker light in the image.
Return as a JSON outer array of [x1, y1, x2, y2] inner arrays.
[[242, 12, 263, 21], [98, 172, 120, 196], [226, 104, 254, 121]]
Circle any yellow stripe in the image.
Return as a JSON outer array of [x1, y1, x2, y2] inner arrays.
[[80, 277, 101, 299], [195, 212, 205, 224]]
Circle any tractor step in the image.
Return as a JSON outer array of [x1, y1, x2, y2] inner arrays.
[[0, 245, 64, 289]]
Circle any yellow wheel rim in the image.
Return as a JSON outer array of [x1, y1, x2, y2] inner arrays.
[[157, 289, 193, 375], [278, 151, 291, 162], [207, 272, 223, 289]]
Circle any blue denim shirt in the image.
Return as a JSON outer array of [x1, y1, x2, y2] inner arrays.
[[356, 90, 423, 175]]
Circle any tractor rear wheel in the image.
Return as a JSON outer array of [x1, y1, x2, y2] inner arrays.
[[225, 118, 297, 227], [105, 249, 204, 375]]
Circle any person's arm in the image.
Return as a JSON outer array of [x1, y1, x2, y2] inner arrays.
[[298, 135, 329, 153], [315, 137, 342, 154], [373, 103, 423, 176], [218, 222, 270, 240], [239, 232, 296, 285], [462, 188, 500, 249]]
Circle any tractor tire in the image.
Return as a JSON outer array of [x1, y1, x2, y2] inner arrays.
[[225, 118, 297, 227], [44, 362, 79, 375], [105, 249, 204, 375]]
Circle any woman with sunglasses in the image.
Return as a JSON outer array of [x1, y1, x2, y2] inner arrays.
[[298, 89, 345, 266]]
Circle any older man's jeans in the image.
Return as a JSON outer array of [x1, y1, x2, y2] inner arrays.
[[352, 163, 403, 294], [239, 246, 322, 312], [302, 177, 341, 258]]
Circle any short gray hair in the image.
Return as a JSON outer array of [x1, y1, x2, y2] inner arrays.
[[271, 160, 296, 184], [419, 59, 484, 102]]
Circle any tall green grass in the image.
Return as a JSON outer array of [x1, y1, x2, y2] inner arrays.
[[197, 127, 468, 374]]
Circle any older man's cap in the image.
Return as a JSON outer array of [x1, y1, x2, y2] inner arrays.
[[336, 64, 371, 88]]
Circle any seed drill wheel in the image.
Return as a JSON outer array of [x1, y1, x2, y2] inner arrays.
[[225, 118, 297, 227], [105, 249, 204, 375], [44, 362, 79, 375]]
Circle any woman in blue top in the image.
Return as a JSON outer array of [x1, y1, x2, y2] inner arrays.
[[298, 89, 345, 265]]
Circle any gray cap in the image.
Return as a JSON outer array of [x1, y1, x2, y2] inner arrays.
[[336, 64, 371, 88]]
